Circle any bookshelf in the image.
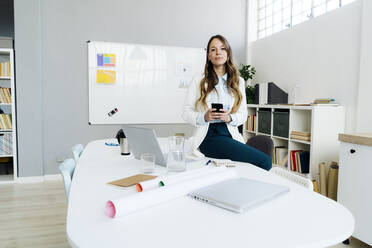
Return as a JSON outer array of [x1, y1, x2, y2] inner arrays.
[[0, 48, 17, 183], [245, 104, 345, 179]]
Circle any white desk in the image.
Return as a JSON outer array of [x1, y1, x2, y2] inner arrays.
[[67, 139, 354, 248]]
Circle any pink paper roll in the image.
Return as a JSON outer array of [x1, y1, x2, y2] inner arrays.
[[105, 201, 116, 218]]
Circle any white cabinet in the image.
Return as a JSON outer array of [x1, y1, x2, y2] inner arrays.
[[246, 104, 345, 179], [338, 133, 372, 245], [0, 48, 17, 183]]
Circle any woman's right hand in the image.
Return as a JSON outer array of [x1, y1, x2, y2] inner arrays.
[[204, 108, 218, 122]]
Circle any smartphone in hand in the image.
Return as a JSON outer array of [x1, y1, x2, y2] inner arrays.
[[211, 103, 223, 113]]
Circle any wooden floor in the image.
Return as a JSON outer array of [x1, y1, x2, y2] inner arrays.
[[0, 180, 70, 248], [0, 179, 370, 248]]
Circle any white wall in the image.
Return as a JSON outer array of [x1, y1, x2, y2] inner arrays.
[[356, 0, 372, 132], [14, 0, 247, 176], [251, 1, 362, 132]]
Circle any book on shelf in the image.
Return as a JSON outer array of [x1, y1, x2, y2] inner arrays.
[[290, 150, 310, 173], [5, 88, 12, 103], [290, 150, 299, 171], [0, 114, 12, 129], [273, 146, 288, 167], [299, 151, 310, 173], [0, 133, 13, 155], [4, 114, 11, 129], [296, 152, 301, 173], [2, 88, 11, 103], [246, 114, 257, 132], [279, 153, 288, 167], [0, 115, 5, 129], [0, 89, 6, 103], [273, 146, 282, 164], [0, 88, 11, 103], [0, 61, 11, 78]]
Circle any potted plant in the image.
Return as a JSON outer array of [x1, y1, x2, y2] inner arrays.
[[238, 64, 256, 104]]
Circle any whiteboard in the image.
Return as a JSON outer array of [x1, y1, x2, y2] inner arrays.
[[88, 41, 205, 124]]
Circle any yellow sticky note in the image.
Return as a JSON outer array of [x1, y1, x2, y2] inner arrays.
[[96, 70, 116, 84]]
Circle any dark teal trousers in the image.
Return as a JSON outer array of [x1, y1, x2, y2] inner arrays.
[[199, 123, 272, 171]]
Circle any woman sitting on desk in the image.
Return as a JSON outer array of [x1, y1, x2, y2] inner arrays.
[[182, 35, 271, 170]]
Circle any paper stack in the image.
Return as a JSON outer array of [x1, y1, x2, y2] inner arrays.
[[290, 131, 311, 142], [311, 98, 339, 105]]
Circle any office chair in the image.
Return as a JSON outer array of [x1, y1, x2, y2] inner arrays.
[[59, 158, 76, 200], [246, 135, 274, 158], [72, 144, 84, 163], [270, 166, 313, 190]]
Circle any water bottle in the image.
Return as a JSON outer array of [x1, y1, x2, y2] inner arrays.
[[116, 129, 130, 155]]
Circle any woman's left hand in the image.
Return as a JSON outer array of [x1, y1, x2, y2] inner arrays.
[[216, 109, 232, 123]]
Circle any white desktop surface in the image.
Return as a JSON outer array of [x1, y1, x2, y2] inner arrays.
[[67, 139, 354, 248]]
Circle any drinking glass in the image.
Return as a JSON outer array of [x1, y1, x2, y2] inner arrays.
[[140, 153, 155, 174], [167, 150, 186, 172], [167, 136, 186, 172], [168, 136, 185, 151]]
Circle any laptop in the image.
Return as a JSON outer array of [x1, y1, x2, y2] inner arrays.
[[121, 126, 169, 166], [188, 178, 289, 213]]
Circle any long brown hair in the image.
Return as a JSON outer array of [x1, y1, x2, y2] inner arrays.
[[195, 35, 242, 114]]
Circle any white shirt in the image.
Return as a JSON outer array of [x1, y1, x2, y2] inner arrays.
[[182, 73, 247, 158], [196, 73, 238, 126]]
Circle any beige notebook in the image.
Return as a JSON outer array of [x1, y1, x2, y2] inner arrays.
[[108, 174, 157, 187]]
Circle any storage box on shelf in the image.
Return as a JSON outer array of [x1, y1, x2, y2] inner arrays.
[[244, 104, 345, 179], [273, 109, 289, 138], [257, 108, 271, 135], [0, 48, 17, 183]]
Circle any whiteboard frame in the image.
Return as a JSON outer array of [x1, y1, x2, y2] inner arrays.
[[87, 41, 205, 124]]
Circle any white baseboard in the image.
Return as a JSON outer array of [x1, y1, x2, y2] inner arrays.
[[16, 174, 62, 183], [44, 174, 62, 181], [16, 176, 44, 183]]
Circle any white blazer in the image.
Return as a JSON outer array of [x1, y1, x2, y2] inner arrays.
[[182, 74, 248, 158]]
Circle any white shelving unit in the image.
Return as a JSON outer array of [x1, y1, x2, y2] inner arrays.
[[0, 48, 17, 183], [245, 104, 345, 179]]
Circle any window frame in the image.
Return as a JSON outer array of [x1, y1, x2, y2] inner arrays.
[[256, 0, 354, 40]]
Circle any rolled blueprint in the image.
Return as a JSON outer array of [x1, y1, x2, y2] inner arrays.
[[319, 162, 327, 196], [327, 164, 339, 201], [106, 168, 237, 218]]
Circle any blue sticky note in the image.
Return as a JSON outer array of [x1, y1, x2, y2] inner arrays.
[[97, 54, 104, 66], [104, 57, 110, 65]]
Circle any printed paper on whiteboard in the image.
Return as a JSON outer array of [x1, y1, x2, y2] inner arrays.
[[97, 53, 116, 67]]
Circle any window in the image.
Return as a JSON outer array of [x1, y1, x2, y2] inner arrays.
[[257, 0, 356, 39]]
